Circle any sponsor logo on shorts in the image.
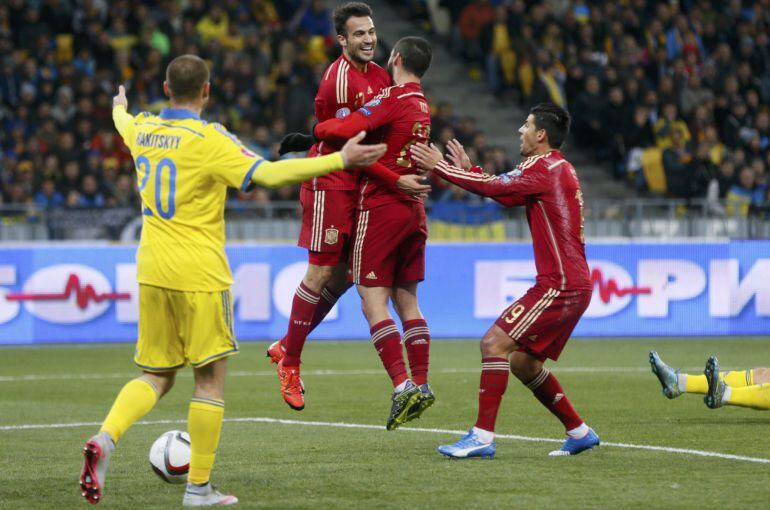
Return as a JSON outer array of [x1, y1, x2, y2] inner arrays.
[[335, 107, 351, 119], [367, 86, 373, 94], [366, 271, 377, 280], [324, 227, 339, 245]]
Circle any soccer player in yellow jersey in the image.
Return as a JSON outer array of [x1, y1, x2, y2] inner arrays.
[[650, 351, 770, 411], [78, 54, 385, 507]]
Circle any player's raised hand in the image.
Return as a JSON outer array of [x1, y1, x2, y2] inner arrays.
[[410, 142, 444, 171], [340, 131, 386, 168], [113, 85, 128, 109], [396, 174, 431, 198], [446, 139, 471, 170]]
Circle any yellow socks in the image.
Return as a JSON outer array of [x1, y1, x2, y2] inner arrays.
[[100, 378, 159, 443], [723, 369, 754, 387], [724, 383, 770, 410], [683, 374, 708, 394], [684, 369, 754, 394], [188, 397, 225, 484]]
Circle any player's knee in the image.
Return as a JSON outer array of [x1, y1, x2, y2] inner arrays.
[[143, 372, 175, 398], [305, 264, 334, 292], [480, 328, 509, 357]]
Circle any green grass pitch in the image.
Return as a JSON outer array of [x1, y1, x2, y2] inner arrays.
[[1, 338, 768, 509]]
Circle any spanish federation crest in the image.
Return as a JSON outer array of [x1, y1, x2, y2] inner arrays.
[[324, 227, 339, 245]]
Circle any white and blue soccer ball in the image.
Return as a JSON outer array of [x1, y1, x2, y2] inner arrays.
[[149, 430, 190, 484]]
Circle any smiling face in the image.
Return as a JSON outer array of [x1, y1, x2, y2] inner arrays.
[[339, 16, 376, 67], [518, 114, 545, 157]]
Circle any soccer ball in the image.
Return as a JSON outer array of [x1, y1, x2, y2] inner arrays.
[[149, 430, 191, 484]]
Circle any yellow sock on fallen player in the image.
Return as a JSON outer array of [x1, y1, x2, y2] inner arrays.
[[722, 369, 754, 388], [685, 370, 754, 394], [684, 374, 708, 394], [725, 383, 770, 410], [188, 397, 225, 485], [100, 378, 159, 443]]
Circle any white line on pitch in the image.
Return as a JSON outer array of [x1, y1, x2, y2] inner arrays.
[[0, 366, 691, 383], [0, 416, 768, 465]]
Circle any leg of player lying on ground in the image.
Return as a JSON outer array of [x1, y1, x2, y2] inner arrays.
[[650, 351, 770, 410], [412, 103, 599, 457]]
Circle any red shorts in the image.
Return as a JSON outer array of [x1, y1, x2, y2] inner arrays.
[[298, 188, 358, 266], [494, 285, 592, 362], [349, 201, 427, 287]]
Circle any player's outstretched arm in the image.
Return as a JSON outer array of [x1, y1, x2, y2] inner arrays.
[[250, 132, 386, 188], [112, 85, 135, 149], [313, 112, 370, 145], [411, 143, 537, 205]]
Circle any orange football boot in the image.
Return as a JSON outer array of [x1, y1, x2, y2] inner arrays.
[[277, 360, 305, 410]]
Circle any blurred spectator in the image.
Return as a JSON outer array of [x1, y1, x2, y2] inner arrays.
[[726, 167, 760, 216], [662, 128, 693, 198], [458, 0, 494, 68]]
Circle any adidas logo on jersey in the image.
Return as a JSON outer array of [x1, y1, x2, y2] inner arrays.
[[365, 271, 377, 280]]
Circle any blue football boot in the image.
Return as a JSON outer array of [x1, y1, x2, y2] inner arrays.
[[438, 429, 496, 459], [548, 428, 600, 456]]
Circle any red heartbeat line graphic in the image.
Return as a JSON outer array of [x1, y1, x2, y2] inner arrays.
[[591, 268, 651, 304], [5, 274, 131, 310]]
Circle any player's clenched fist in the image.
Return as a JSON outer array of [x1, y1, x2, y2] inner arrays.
[[113, 85, 128, 109], [340, 131, 387, 168]]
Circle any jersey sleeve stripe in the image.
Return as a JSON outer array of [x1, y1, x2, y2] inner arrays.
[[396, 92, 425, 100], [547, 159, 565, 170], [336, 61, 349, 104], [241, 159, 265, 191]]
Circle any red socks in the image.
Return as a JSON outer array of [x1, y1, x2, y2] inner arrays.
[[370, 319, 408, 387], [474, 357, 510, 432], [527, 369, 583, 431], [282, 282, 320, 367], [403, 319, 430, 386]]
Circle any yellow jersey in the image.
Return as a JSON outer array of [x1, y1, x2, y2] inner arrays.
[[113, 105, 345, 291]]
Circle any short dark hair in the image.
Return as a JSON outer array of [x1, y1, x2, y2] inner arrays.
[[530, 102, 570, 149], [333, 2, 372, 36], [166, 55, 210, 103], [392, 36, 432, 78]]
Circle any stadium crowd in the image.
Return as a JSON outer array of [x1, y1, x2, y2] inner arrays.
[[0, 0, 500, 213], [409, 0, 770, 214], [4, 0, 770, 217]]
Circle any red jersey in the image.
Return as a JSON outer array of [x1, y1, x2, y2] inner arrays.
[[305, 54, 391, 191], [314, 82, 431, 208], [434, 151, 592, 291]]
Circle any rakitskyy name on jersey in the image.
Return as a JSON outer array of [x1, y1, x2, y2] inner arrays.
[[135, 132, 182, 150]]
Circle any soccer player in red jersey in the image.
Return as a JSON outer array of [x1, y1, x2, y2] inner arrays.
[[311, 36, 435, 430], [411, 103, 600, 456], [267, 3, 429, 411]]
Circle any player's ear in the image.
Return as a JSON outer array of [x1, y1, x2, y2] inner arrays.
[[202, 82, 211, 101], [163, 81, 170, 99], [337, 34, 347, 49]]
